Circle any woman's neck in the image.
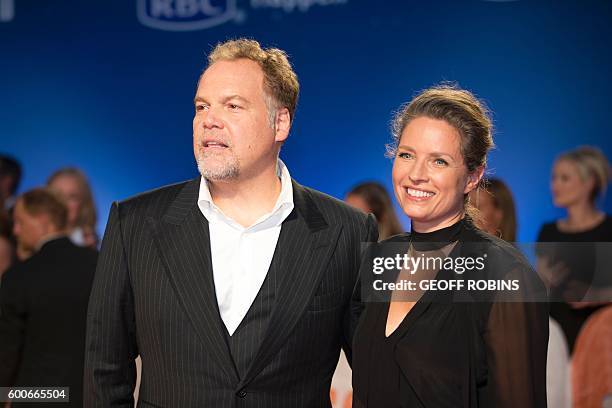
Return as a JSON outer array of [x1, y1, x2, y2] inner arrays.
[[561, 201, 604, 231], [411, 212, 464, 233]]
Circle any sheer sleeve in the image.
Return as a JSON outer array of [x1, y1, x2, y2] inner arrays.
[[478, 264, 549, 407]]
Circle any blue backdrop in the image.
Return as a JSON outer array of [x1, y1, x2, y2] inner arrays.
[[2, 0, 612, 241]]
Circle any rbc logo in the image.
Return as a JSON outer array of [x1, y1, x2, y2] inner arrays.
[[137, 0, 237, 31], [0, 0, 15, 22]]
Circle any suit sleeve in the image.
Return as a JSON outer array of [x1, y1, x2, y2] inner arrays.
[[84, 202, 138, 407], [0, 268, 26, 386], [343, 213, 378, 365]]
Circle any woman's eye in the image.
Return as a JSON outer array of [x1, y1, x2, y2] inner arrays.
[[398, 152, 413, 159], [434, 158, 448, 166]]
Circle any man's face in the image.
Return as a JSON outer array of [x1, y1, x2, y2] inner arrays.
[[193, 58, 288, 181], [12, 200, 51, 253]]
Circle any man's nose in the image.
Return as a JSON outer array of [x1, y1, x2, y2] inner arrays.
[[203, 106, 222, 129]]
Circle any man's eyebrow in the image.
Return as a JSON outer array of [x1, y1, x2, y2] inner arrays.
[[221, 94, 250, 105], [193, 95, 250, 105]]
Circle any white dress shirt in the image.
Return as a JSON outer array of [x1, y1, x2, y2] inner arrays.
[[197, 160, 294, 336]]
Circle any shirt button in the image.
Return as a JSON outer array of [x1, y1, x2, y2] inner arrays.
[[237, 390, 247, 398]]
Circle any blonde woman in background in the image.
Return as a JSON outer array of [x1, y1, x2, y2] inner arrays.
[[47, 168, 98, 248], [537, 146, 612, 351]]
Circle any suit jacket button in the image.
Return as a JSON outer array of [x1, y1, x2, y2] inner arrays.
[[237, 390, 247, 398]]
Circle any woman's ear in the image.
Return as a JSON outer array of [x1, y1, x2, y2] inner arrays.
[[464, 166, 485, 194]]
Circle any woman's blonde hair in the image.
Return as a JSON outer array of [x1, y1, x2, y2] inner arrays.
[[47, 167, 97, 232], [557, 146, 610, 202]]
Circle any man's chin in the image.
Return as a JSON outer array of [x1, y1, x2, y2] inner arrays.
[[199, 166, 240, 182]]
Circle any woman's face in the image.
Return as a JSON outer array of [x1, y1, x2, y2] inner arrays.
[[551, 159, 594, 208], [49, 175, 82, 227], [392, 117, 481, 232]]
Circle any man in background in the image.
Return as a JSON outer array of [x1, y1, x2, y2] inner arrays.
[[0, 188, 97, 407]]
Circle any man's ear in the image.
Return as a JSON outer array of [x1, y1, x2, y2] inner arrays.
[[274, 107, 291, 143], [464, 166, 485, 194]]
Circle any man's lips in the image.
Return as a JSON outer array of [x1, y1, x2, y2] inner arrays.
[[202, 139, 229, 149]]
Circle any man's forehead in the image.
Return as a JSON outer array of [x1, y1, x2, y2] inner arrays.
[[196, 60, 265, 99], [201, 58, 264, 81]]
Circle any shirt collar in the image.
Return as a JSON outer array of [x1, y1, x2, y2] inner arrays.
[[198, 159, 294, 227]]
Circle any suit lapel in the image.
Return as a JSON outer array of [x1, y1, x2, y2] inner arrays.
[[238, 181, 342, 389], [148, 177, 239, 383]]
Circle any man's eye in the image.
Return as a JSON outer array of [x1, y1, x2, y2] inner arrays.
[[398, 152, 413, 159], [228, 103, 241, 111], [195, 105, 206, 112]]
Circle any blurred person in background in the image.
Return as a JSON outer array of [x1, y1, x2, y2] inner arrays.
[[0, 211, 15, 278], [471, 177, 571, 408], [537, 146, 612, 352], [47, 167, 98, 248], [469, 178, 517, 241], [0, 188, 97, 407], [345, 181, 404, 240], [0, 155, 22, 212]]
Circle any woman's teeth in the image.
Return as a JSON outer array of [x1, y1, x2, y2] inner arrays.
[[406, 188, 434, 198]]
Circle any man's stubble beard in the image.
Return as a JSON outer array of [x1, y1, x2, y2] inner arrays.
[[196, 149, 240, 181]]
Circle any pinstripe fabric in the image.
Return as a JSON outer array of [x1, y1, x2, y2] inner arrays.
[[226, 246, 278, 379], [84, 177, 378, 408]]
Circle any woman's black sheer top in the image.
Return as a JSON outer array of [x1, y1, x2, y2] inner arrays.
[[352, 218, 549, 408]]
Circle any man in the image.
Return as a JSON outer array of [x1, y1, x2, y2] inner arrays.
[[84, 38, 377, 407], [0, 188, 97, 407]]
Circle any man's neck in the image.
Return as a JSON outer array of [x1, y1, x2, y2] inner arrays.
[[208, 164, 283, 228], [36, 231, 66, 251]]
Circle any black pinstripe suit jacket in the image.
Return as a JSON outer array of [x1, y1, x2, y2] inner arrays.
[[84, 177, 377, 407]]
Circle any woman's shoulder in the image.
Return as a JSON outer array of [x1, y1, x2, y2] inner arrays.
[[600, 214, 612, 230], [461, 223, 532, 270], [536, 220, 559, 241]]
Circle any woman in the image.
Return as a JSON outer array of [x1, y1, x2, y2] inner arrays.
[[352, 85, 548, 407], [536, 146, 612, 352], [469, 178, 517, 241], [47, 167, 98, 248], [346, 181, 404, 240]]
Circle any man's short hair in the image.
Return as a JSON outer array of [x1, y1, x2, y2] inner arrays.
[[0, 155, 22, 195], [204, 38, 300, 122], [19, 188, 68, 230]]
